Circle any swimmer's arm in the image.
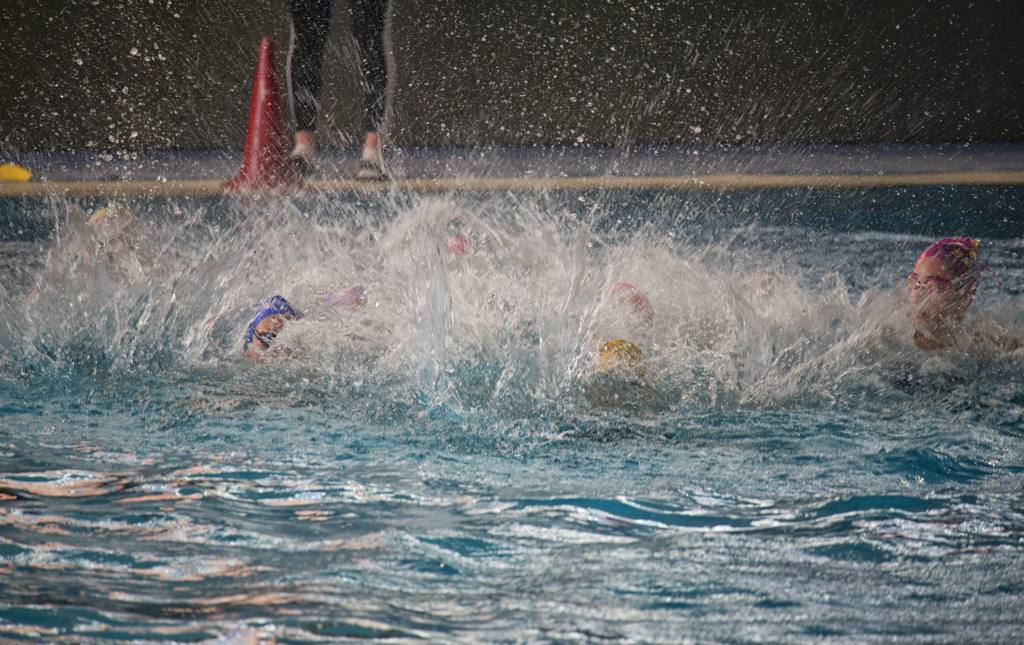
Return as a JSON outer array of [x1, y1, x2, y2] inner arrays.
[[962, 325, 1024, 356]]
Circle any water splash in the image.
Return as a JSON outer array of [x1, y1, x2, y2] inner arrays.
[[1, 191, 1021, 431]]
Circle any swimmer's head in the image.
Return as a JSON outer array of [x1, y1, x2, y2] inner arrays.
[[244, 295, 303, 354], [917, 237, 981, 277], [87, 203, 138, 255], [88, 204, 136, 236], [594, 339, 646, 381], [908, 237, 981, 329], [447, 235, 471, 256], [323, 284, 367, 310], [609, 282, 654, 327]]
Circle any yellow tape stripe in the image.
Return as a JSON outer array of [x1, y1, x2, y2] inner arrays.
[[2, 171, 1024, 198]]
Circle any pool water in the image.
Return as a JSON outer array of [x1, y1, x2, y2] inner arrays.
[[0, 186, 1022, 641]]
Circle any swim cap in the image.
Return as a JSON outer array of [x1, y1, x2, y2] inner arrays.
[[89, 206, 118, 227], [323, 284, 367, 309], [88, 203, 132, 228], [447, 235, 471, 256], [87, 203, 139, 246], [244, 295, 303, 347], [610, 282, 654, 325], [918, 238, 980, 277], [595, 339, 645, 380]]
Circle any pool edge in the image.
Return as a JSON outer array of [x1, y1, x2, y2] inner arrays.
[[3, 170, 1024, 198]]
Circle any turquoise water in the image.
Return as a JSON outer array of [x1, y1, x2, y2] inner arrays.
[[1, 187, 1023, 641]]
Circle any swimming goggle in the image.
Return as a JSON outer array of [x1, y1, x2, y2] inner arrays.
[[252, 329, 279, 348], [907, 272, 954, 292], [244, 295, 302, 351]]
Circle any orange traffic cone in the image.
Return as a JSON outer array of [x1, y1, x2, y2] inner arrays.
[[225, 37, 299, 191]]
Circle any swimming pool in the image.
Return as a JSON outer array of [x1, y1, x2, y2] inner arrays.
[[0, 182, 1022, 641]]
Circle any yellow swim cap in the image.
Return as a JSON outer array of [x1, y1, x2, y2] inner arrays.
[[88, 205, 123, 227], [87, 204, 138, 236], [595, 339, 645, 379]]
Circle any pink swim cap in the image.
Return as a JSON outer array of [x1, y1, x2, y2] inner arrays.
[[447, 235, 471, 256], [323, 285, 367, 309], [918, 237, 980, 277], [610, 282, 654, 325]]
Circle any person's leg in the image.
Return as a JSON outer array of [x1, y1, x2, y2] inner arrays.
[[288, 0, 333, 172], [350, 0, 389, 177]]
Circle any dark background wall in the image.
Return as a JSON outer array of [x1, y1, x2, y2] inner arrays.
[[2, 0, 1022, 153]]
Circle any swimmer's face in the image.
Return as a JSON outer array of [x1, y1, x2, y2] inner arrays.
[[248, 314, 288, 354], [907, 255, 976, 326], [89, 207, 137, 254]]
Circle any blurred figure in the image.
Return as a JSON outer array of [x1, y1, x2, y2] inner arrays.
[[583, 284, 667, 411], [609, 281, 654, 327], [907, 237, 982, 351], [288, 0, 390, 179], [594, 338, 646, 382], [446, 235, 471, 256], [594, 281, 655, 350], [244, 295, 304, 358], [323, 284, 368, 309], [86, 204, 139, 267], [584, 338, 668, 411], [25, 203, 142, 303]]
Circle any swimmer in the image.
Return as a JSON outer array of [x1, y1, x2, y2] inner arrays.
[[594, 338, 646, 382], [907, 237, 982, 351], [597, 283, 655, 376], [24, 203, 142, 303], [584, 282, 669, 410], [86, 204, 139, 265], [323, 284, 368, 310], [594, 282, 655, 352], [447, 235, 471, 256], [584, 338, 668, 411], [609, 282, 654, 327], [243, 295, 303, 358]]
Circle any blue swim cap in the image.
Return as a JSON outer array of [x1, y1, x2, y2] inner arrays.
[[244, 295, 303, 348]]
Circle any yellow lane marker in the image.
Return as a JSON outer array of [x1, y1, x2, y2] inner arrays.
[[0, 163, 32, 183]]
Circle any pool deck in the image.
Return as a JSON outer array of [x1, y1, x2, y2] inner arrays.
[[3, 144, 1024, 197]]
